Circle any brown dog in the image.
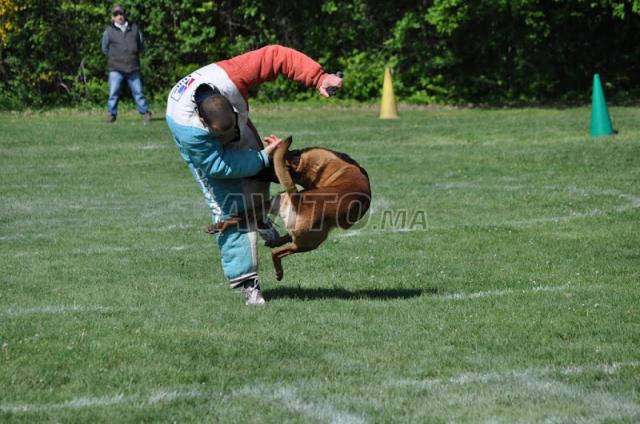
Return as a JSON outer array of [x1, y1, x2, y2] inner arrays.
[[268, 136, 371, 280], [208, 136, 371, 281]]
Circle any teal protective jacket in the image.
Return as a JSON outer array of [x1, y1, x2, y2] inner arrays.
[[166, 116, 269, 221]]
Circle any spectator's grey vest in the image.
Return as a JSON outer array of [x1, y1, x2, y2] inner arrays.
[[105, 23, 141, 73]]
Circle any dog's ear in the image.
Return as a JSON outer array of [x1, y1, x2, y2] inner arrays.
[[283, 136, 293, 148]]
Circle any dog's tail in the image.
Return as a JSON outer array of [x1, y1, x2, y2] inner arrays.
[[273, 136, 298, 197]]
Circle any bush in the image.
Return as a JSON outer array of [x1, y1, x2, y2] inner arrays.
[[1, 0, 639, 109]]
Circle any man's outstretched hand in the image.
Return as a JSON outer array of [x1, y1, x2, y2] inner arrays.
[[317, 73, 343, 97]]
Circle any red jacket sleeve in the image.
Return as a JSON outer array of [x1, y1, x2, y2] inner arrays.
[[216, 45, 327, 101]]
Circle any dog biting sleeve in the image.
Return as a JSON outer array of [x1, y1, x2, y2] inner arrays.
[[216, 45, 326, 100]]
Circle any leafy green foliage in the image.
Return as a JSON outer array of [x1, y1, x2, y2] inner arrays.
[[1, 0, 639, 108]]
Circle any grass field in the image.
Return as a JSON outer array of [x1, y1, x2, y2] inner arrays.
[[1, 104, 639, 423]]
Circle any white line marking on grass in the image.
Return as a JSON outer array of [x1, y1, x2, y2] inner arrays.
[[393, 361, 640, 422], [438, 283, 572, 301], [557, 361, 640, 376], [0, 388, 208, 414], [338, 230, 364, 238], [3, 362, 638, 419], [509, 209, 612, 226], [164, 223, 195, 230], [140, 144, 170, 150], [395, 361, 640, 391], [1, 383, 366, 423], [147, 223, 197, 232], [146, 389, 207, 404], [0, 235, 23, 241], [337, 227, 429, 238], [336, 186, 639, 238], [12, 244, 195, 258], [521, 376, 640, 424], [0, 305, 138, 317], [234, 385, 366, 424], [617, 193, 640, 211], [77, 246, 131, 254], [0, 394, 132, 413]]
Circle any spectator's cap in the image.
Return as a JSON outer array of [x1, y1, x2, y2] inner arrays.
[[112, 5, 125, 15]]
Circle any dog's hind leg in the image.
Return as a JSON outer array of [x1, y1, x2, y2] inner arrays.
[[271, 243, 299, 281]]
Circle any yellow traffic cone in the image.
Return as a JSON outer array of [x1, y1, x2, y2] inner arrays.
[[379, 67, 399, 119]]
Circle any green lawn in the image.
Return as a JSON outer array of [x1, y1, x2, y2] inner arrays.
[[1, 105, 639, 423]]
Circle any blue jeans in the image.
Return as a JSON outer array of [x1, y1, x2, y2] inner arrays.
[[107, 71, 149, 116]]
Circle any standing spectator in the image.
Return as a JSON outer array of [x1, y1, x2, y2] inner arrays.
[[101, 5, 151, 123]]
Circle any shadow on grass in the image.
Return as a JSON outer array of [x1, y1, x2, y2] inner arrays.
[[265, 286, 435, 301]]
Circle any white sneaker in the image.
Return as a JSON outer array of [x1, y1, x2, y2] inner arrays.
[[243, 281, 266, 305]]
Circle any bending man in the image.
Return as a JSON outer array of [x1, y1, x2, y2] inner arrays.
[[165, 45, 342, 305]]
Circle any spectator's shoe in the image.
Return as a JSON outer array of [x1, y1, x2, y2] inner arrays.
[[142, 112, 152, 124], [243, 279, 266, 306], [106, 113, 116, 123]]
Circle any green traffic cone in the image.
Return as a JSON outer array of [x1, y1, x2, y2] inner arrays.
[[590, 74, 615, 137]]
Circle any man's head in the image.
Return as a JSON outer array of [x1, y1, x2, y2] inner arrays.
[[111, 5, 125, 25], [195, 86, 240, 144]]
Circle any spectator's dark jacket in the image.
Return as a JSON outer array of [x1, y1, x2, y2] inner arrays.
[[101, 22, 143, 73]]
